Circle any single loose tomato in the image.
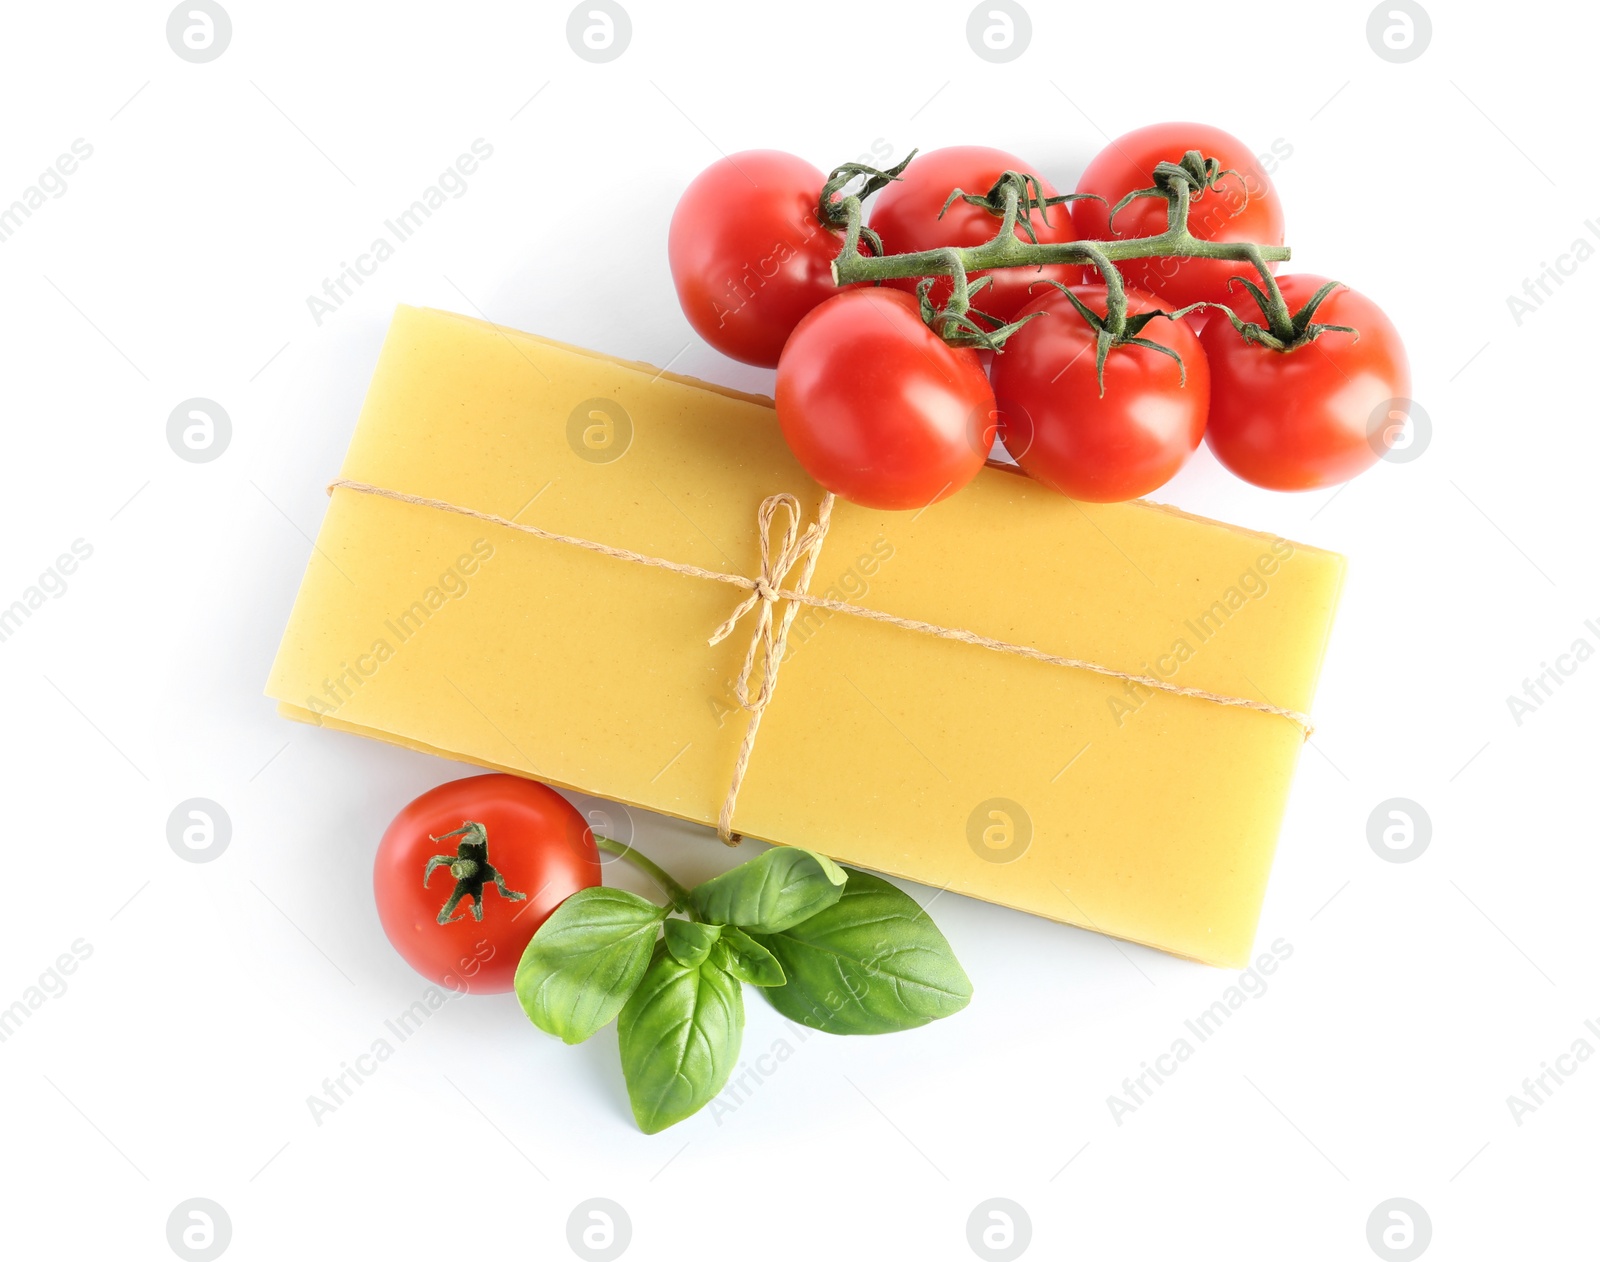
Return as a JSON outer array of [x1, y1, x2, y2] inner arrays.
[[992, 285, 1209, 502], [868, 145, 1083, 322], [1072, 123, 1284, 310], [1200, 275, 1409, 490], [776, 288, 995, 511], [374, 774, 600, 993], [669, 150, 861, 367]]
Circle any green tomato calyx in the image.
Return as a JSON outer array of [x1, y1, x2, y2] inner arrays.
[[422, 821, 527, 925]]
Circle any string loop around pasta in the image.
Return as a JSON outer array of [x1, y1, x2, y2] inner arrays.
[[327, 478, 1314, 844]]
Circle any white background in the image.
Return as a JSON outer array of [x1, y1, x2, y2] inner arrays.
[[1, 2, 1594, 1259]]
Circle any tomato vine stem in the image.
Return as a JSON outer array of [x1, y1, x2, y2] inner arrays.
[[825, 150, 1297, 349]]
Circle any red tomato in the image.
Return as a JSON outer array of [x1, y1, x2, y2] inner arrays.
[[669, 150, 860, 367], [868, 145, 1083, 322], [1200, 275, 1410, 490], [1072, 123, 1285, 310], [373, 774, 600, 993], [776, 289, 995, 511], [992, 285, 1209, 502]]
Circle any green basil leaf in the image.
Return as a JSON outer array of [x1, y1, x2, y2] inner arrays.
[[710, 926, 786, 987], [663, 919, 721, 968], [514, 887, 666, 1045], [690, 846, 848, 933], [617, 948, 744, 1134], [752, 868, 971, 1035]]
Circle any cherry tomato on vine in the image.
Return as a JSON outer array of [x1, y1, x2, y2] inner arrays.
[[776, 289, 995, 511], [992, 285, 1209, 502], [868, 145, 1084, 322], [1199, 275, 1409, 491], [374, 774, 600, 993], [669, 150, 863, 368], [1072, 123, 1285, 310]]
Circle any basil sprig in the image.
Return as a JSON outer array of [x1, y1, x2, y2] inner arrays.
[[514, 843, 970, 1133]]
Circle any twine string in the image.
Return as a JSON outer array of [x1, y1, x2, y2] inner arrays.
[[705, 492, 834, 842], [326, 477, 1314, 843]]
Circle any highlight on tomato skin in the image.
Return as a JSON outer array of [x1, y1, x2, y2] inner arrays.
[[668, 150, 866, 368], [992, 284, 1210, 503], [775, 288, 997, 512], [1072, 122, 1286, 310], [1199, 275, 1410, 491], [868, 145, 1085, 322], [373, 774, 601, 994]]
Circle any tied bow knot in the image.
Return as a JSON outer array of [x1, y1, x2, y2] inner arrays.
[[708, 493, 832, 713], [706, 492, 836, 841]]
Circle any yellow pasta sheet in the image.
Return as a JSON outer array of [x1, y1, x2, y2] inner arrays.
[[267, 305, 1344, 967]]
